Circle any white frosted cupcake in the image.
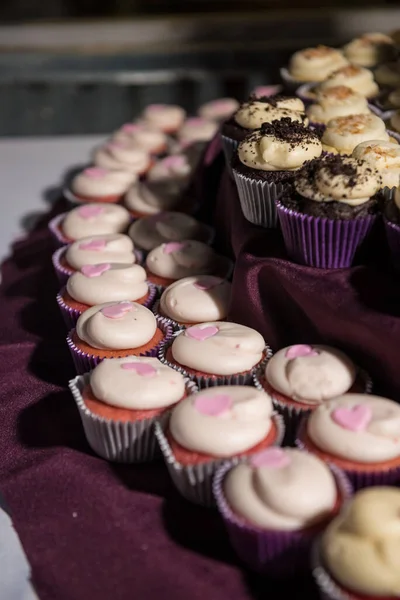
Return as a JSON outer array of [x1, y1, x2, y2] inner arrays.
[[307, 86, 371, 125], [112, 122, 168, 155], [352, 140, 400, 191], [318, 65, 379, 99], [141, 104, 186, 134], [124, 181, 180, 218], [198, 98, 239, 122], [321, 113, 390, 154], [281, 45, 349, 90], [66, 167, 136, 204], [93, 140, 151, 175], [177, 117, 219, 144]]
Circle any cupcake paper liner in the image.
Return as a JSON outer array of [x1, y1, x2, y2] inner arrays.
[[66, 316, 173, 375], [381, 186, 396, 202], [151, 300, 185, 332], [311, 539, 354, 600], [277, 202, 376, 269], [220, 134, 239, 178], [295, 82, 316, 104], [155, 412, 284, 506], [48, 213, 70, 247], [384, 216, 400, 268], [69, 373, 198, 463], [387, 128, 400, 144], [57, 284, 158, 329], [213, 461, 352, 575], [233, 169, 291, 228]]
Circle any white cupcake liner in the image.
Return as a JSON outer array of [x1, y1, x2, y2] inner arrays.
[[154, 412, 285, 506], [69, 373, 198, 463], [311, 539, 351, 600], [220, 134, 239, 178]]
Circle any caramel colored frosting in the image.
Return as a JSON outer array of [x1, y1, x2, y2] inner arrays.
[[288, 45, 349, 82], [234, 97, 307, 130], [343, 32, 396, 68], [352, 140, 400, 188], [307, 86, 371, 124], [318, 65, 379, 99], [321, 113, 389, 154]]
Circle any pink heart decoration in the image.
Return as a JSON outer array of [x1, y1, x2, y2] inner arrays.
[[100, 302, 134, 319], [163, 241, 186, 255], [250, 448, 290, 469], [285, 344, 319, 359], [83, 167, 108, 179], [78, 205, 104, 218], [185, 325, 219, 341], [121, 123, 141, 133], [331, 404, 372, 432], [252, 85, 283, 98], [121, 362, 157, 377], [78, 239, 107, 251], [194, 394, 232, 416], [162, 155, 186, 169], [193, 279, 218, 291], [81, 263, 111, 278]]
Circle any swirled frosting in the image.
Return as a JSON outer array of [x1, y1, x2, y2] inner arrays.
[[225, 448, 337, 530], [307, 393, 400, 462], [307, 86, 371, 124], [343, 32, 396, 68], [318, 65, 379, 99], [146, 240, 216, 280], [171, 321, 265, 375], [93, 141, 151, 174], [169, 386, 273, 456], [265, 344, 356, 405], [322, 487, 400, 597], [141, 104, 186, 133], [321, 113, 389, 154], [238, 120, 322, 172], [374, 61, 400, 87], [124, 182, 179, 215], [65, 233, 136, 270], [90, 356, 186, 410], [198, 98, 239, 122], [352, 140, 400, 188], [177, 117, 219, 144], [62, 203, 131, 241], [128, 213, 209, 251], [234, 97, 307, 130], [160, 276, 231, 323], [288, 46, 349, 82], [76, 301, 157, 350], [71, 167, 136, 198], [295, 155, 382, 206], [66, 263, 148, 305], [112, 123, 167, 154]]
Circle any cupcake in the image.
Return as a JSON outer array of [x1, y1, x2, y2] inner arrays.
[[124, 181, 180, 219], [383, 187, 400, 268], [251, 85, 283, 99], [52, 233, 138, 285], [128, 212, 213, 252], [67, 301, 172, 374], [297, 393, 400, 489], [321, 113, 390, 155], [93, 140, 152, 175], [198, 98, 239, 123], [214, 448, 351, 575], [317, 65, 379, 100], [254, 344, 371, 443], [155, 385, 284, 505], [232, 119, 322, 227], [374, 61, 400, 89], [343, 32, 397, 68], [145, 240, 233, 289], [159, 321, 270, 388], [156, 275, 232, 328], [69, 356, 196, 462], [49, 203, 131, 247], [277, 155, 381, 268], [57, 263, 155, 328], [65, 167, 136, 204], [111, 123, 168, 155], [306, 86, 372, 125], [146, 154, 192, 195], [312, 487, 400, 600], [281, 46, 349, 91], [177, 117, 219, 145], [141, 104, 186, 134], [352, 140, 400, 195]]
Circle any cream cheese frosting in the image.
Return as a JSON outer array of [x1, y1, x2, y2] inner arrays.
[[374, 61, 400, 87], [198, 98, 239, 122], [352, 140, 400, 188], [141, 104, 186, 133], [62, 203, 131, 241], [318, 65, 379, 99], [65, 233, 136, 270], [76, 301, 157, 350], [71, 167, 136, 198], [322, 487, 400, 597], [238, 120, 322, 172], [160, 276, 231, 323], [225, 448, 337, 531], [177, 117, 219, 144], [234, 97, 307, 130], [307, 393, 400, 462], [124, 182, 179, 215], [306, 86, 371, 124], [90, 356, 186, 410], [288, 46, 349, 82], [146, 240, 216, 280], [171, 321, 265, 375], [66, 263, 148, 305], [265, 344, 356, 405], [112, 123, 167, 154], [128, 213, 209, 252], [321, 113, 389, 154], [343, 32, 396, 68], [169, 386, 273, 456], [93, 141, 151, 174]]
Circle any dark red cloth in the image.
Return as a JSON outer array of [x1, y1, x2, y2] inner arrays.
[[1, 136, 397, 600]]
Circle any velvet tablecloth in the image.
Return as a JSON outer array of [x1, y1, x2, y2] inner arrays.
[[0, 137, 399, 600]]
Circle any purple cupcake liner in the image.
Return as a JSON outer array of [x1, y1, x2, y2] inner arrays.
[[57, 284, 158, 329], [311, 539, 355, 600], [277, 201, 376, 269], [384, 216, 400, 268], [233, 169, 291, 228], [220, 134, 239, 178], [48, 213, 70, 248], [155, 412, 285, 506], [213, 460, 352, 575], [69, 373, 198, 463], [66, 316, 173, 375]]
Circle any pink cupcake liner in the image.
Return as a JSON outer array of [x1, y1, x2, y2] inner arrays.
[[57, 284, 158, 329], [220, 134, 239, 178], [66, 316, 173, 375], [48, 213, 70, 247], [277, 201, 377, 269], [296, 420, 400, 490], [253, 368, 372, 445], [69, 373, 198, 463], [155, 412, 285, 506], [213, 461, 352, 575], [384, 216, 400, 268], [311, 539, 355, 600]]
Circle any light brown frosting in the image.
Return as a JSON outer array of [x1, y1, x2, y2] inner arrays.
[[321, 113, 389, 154], [352, 140, 400, 188], [307, 86, 371, 124], [288, 46, 349, 82], [318, 65, 379, 99]]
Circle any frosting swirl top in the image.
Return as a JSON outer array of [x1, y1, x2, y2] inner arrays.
[[322, 487, 400, 597], [141, 104, 186, 133], [224, 448, 337, 530], [112, 123, 167, 154], [90, 356, 186, 410], [198, 98, 239, 122], [65, 233, 136, 270], [169, 386, 273, 456], [93, 141, 151, 174], [238, 120, 322, 172], [321, 113, 389, 153], [71, 167, 136, 198], [318, 65, 379, 99], [124, 182, 179, 216], [306, 86, 371, 124], [128, 213, 209, 251], [343, 32, 396, 68], [288, 45, 349, 82], [171, 321, 265, 375], [307, 393, 400, 462], [62, 203, 131, 241], [352, 140, 400, 188], [146, 240, 216, 280], [177, 117, 219, 144], [234, 96, 307, 130], [76, 301, 157, 350]]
